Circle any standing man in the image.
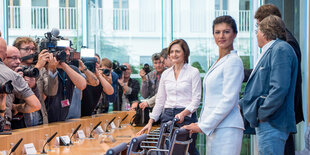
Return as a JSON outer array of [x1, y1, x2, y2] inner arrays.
[[117, 63, 140, 111], [254, 5, 303, 154], [239, 15, 298, 155]]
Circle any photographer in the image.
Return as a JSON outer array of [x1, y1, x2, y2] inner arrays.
[[81, 55, 114, 116], [45, 45, 87, 122], [0, 38, 41, 130], [13, 37, 59, 125], [117, 63, 140, 111], [139, 48, 173, 110], [137, 53, 164, 109], [96, 58, 119, 113]]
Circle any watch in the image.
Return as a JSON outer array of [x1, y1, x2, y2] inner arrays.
[[0, 109, 5, 113]]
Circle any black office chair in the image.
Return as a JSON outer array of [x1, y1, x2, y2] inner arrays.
[[146, 128, 192, 155], [141, 120, 173, 151], [127, 134, 148, 155], [106, 142, 128, 155]]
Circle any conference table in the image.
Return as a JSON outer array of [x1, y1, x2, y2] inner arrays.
[[0, 111, 152, 154]]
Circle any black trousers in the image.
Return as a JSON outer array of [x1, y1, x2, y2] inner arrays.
[[161, 108, 200, 155]]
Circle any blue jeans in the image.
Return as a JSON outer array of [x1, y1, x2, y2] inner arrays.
[[256, 122, 289, 155]]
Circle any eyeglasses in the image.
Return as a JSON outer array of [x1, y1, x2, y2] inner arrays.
[[6, 56, 21, 61], [20, 47, 36, 52]]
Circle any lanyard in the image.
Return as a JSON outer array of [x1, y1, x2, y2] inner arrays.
[[57, 71, 67, 99]]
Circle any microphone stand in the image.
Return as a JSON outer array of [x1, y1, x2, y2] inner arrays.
[[9, 138, 23, 155], [89, 121, 102, 138], [70, 124, 81, 144], [41, 132, 57, 154]]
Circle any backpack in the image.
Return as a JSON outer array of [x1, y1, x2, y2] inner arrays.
[[130, 102, 151, 126]]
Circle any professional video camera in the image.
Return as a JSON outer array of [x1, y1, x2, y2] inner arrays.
[[0, 80, 13, 94], [17, 66, 40, 78], [112, 60, 127, 79], [38, 28, 70, 62], [142, 63, 151, 75]]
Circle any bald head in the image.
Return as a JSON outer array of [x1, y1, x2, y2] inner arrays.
[[4, 46, 21, 70], [0, 38, 7, 60]]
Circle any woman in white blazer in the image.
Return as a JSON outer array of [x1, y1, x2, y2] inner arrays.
[[183, 16, 244, 155]]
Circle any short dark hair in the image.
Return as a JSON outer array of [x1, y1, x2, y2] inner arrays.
[[255, 4, 282, 22], [152, 53, 161, 62], [212, 15, 238, 34], [259, 15, 286, 41], [167, 39, 190, 64], [160, 48, 168, 59]]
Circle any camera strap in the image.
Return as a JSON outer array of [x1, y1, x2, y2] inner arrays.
[[57, 71, 67, 99]]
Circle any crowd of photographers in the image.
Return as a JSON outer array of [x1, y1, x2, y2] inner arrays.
[[0, 30, 172, 131]]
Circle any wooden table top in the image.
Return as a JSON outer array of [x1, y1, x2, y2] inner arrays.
[[0, 111, 156, 154]]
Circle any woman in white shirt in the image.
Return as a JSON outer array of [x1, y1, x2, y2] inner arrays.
[[137, 39, 201, 155], [183, 16, 244, 155]]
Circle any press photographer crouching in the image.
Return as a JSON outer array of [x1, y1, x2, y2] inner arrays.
[[0, 38, 41, 131]]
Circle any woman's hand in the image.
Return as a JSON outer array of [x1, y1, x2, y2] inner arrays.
[[182, 123, 202, 134], [136, 119, 154, 135], [175, 113, 185, 123]]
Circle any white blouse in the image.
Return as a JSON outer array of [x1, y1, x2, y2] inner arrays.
[[149, 63, 201, 121]]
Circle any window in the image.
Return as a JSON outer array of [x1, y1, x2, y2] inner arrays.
[[113, 0, 129, 30]]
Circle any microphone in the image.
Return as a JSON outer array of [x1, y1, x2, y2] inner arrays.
[[105, 117, 116, 132], [70, 124, 81, 144], [41, 132, 57, 154], [9, 138, 23, 155], [89, 121, 102, 138], [51, 28, 60, 38], [118, 114, 129, 128]]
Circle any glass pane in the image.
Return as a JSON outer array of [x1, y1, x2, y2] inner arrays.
[[31, 0, 47, 6], [86, 0, 164, 73]]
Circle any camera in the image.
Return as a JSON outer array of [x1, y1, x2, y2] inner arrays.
[[17, 66, 40, 78], [101, 69, 111, 76], [38, 29, 70, 62], [143, 63, 151, 75], [112, 61, 127, 78], [80, 48, 96, 73], [0, 80, 13, 94]]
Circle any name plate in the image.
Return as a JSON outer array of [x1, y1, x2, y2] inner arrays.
[[77, 130, 85, 139], [95, 126, 104, 134], [111, 122, 116, 129], [23, 143, 37, 154], [60, 136, 71, 146]]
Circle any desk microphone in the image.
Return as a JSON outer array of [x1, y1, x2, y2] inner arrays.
[[41, 132, 57, 154], [70, 124, 81, 144], [118, 114, 129, 128], [9, 138, 23, 155], [89, 121, 102, 138], [105, 117, 116, 132]]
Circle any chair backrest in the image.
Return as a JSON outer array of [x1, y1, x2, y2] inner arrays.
[[106, 142, 127, 155], [305, 123, 310, 150], [127, 134, 148, 155], [168, 128, 192, 155], [156, 121, 173, 149]]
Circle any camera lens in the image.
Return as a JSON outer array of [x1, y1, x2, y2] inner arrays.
[[102, 69, 111, 76], [23, 67, 39, 78], [55, 50, 67, 62], [0, 80, 13, 94]]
